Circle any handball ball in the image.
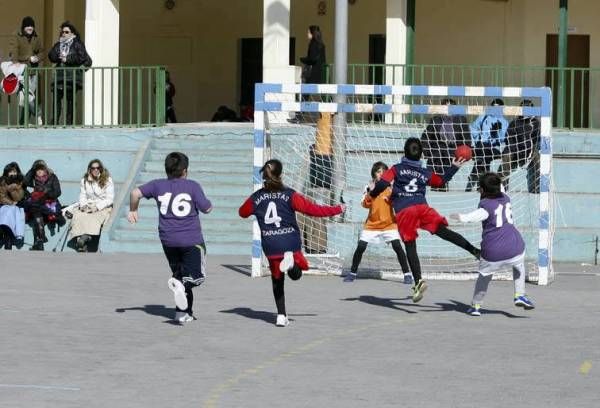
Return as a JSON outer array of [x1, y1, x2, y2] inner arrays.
[[455, 145, 472, 161]]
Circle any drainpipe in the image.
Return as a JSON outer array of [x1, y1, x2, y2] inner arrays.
[[557, 0, 568, 128]]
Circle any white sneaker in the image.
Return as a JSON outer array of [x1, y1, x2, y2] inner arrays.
[[276, 314, 289, 327], [175, 311, 194, 323], [168, 278, 188, 310], [279, 251, 294, 273]]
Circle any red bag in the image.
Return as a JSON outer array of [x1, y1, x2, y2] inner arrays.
[[1, 74, 19, 95]]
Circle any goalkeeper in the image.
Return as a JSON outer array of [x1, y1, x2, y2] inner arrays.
[[369, 138, 480, 302], [344, 161, 412, 284]]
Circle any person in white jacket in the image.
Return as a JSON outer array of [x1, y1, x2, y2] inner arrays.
[[68, 159, 114, 252]]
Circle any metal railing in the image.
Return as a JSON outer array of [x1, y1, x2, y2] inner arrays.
[[325, 63, 600, 129], [0, 66, 166, 128]]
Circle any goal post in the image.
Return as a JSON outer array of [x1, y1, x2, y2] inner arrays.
[[253, 83, 553, 285]]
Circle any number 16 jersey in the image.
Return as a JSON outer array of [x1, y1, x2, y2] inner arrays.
[[479, 193, 525, 262], [139, 178, 212, 247]]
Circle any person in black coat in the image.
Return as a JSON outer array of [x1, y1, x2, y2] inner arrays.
[[24, 160, 65, 250], [497, 100, 541, 193], [420, 98, 471, 191], [300, 25, 326, 85], [48, 21, 92, 125]]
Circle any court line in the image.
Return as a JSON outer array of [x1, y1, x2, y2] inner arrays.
[[579, 360, 592, 375], [202, 315, 417, 408], [0, 384, 80, 391]]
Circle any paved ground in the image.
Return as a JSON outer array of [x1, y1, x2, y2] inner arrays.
[[0, 252, 598, 408]]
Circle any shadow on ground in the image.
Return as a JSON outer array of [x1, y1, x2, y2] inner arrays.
[[222, 264, 252, 277], [220, 307, 317, 325], [341, 296, 529, 318], [115, 305, 183, 325]]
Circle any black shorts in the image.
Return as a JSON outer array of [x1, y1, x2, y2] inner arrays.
[[162, 243, 206, 287]]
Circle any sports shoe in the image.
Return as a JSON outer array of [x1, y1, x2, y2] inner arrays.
[[403, 274, 413, 285], [514, 295, 535, 310], [168, 278, 188, 311], [467, 304, 481, 316], [280, 251, 294, 273], [343, 271, 357, 282], [411, 280, 428, 303], [175, 311, 194, 323], [276, 314, 289, 327]]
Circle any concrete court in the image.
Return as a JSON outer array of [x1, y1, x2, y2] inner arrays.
[[0, 252, 598, 408]]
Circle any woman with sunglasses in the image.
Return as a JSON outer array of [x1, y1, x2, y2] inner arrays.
[[68, 159, 114, 252], [48, 21, 92, 125]]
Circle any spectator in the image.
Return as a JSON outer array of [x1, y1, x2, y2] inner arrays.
[[497, 100, 541, 193], [300, 25, 326, 85], [48, 21, 92, 125], [0, 162, 27, 249], [211, 105, 238, 122], [8, 16, 44, 126], [465, 98, 509, 191], [68, 159, 114, 252], [24, 160, 65, 250], [420, 98, 471, 191], [165, 70, 177, 123]]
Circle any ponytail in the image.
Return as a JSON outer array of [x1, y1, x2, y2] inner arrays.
[[261, 159, 284, 191]]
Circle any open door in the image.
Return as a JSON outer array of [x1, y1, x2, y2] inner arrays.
[[546, 34, 590, 128]]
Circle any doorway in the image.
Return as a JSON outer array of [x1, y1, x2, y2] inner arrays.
[[368, 34, 386, 121], [240, 38, 295, 111], [546, 34, 590, 127]]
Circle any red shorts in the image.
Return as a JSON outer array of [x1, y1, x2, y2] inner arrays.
[[396, 204, 448, 242], [267, 251, 309, 279]]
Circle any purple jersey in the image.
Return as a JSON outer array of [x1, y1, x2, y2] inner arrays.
[[139, 178, 212, 247], [251, 187, 301, 256], [479, 193, 525, 262]]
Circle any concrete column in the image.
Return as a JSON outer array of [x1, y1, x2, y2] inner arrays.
[[45, 0, 67, 48], [385, 0, 407, 123], [84, 0, 119, 125], [263, 0, 298, 122], [331, 0, 348, 204], [262, 0, 299, 84]]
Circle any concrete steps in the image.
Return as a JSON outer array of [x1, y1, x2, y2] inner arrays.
[[107, 131, 255, 255]]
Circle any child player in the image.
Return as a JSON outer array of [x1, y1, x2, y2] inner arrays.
[[450, 172, 535, 316], [344, 161, 412, 284], [369, 138, 480, 302], [239, 159, 345, 327], [128, 152, 212, 324]]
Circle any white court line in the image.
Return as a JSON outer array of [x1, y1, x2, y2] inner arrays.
[[0, 384, 80, 391]]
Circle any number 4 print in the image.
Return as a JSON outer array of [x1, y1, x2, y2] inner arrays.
[[264, 201, 282, 228]]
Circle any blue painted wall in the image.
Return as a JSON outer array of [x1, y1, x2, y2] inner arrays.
[[0, 125, 598, 264]]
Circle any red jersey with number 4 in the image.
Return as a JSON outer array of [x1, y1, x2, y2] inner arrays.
[[239, 187, 343, 257]]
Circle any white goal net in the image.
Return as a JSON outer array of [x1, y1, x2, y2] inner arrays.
[[253, 84, 553, 284]]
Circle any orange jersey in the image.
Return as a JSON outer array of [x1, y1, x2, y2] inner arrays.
[[361, 185, 396, 231]]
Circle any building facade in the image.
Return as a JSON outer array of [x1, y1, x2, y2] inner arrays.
[[1, 0, 598, 124]]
